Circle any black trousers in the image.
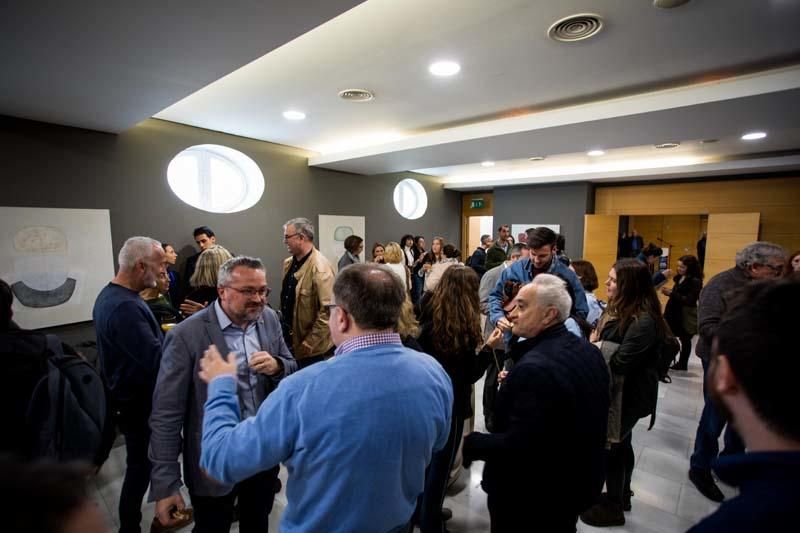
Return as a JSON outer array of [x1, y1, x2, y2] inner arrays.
[[115, 402, 153, 533], [675, 335, 693, 368], [605, 431, 635, 506], [190, 466, 280, 533]]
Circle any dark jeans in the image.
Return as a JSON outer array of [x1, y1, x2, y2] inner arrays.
[[416, 415, 465, 533], [605, 431, 634, 507], [115, 402, 153, 533], [190, 466, 280, 533], [411, 273, 424, 305], [487, 492, 578, 533], [690, 358, 745, 471]]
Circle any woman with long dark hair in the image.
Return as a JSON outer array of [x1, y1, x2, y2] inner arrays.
[[580, 258, 669, 527], [416, 265, 497, 532], [410, 236, 427, 303], [662, 255, 703, 371]]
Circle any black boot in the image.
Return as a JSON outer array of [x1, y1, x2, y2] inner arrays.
[[580, 496, 625, 527]]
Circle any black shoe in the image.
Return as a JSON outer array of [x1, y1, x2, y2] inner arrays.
[[580, 499, 625, 527], [601, 491, 633, 512], [689, 468, 725, 502], [441, 507, 453, 521]]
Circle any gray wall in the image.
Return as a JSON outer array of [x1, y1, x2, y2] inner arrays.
[[1, 116, 460, 304], [492, 182, 593, 258]]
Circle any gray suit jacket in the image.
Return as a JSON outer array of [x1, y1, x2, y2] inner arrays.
[[148, 304, 297, 500]]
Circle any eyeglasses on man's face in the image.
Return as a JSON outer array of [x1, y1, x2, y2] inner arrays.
[[226, 286, 271, 298], [283, 233, 302, 242]]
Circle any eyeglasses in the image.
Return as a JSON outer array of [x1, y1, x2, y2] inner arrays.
[[324, 303, 348, 314], [760, 263, 785, 275], [226, 286, 271, 298], [283, 233, 301, 242]]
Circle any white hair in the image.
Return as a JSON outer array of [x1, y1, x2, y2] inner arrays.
[[531, 274, 571, 323], [735, 241, 787, 270], [284, 217, 315, 242], [118, 236, 161, 271]]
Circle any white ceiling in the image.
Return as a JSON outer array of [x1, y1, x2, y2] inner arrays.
[[4, 0, 800, 188]]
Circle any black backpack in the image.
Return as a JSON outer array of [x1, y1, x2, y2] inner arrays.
[[9, 332, 114, 466]]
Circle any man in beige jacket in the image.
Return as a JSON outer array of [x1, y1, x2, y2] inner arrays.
[[279, 217, 335, 368]]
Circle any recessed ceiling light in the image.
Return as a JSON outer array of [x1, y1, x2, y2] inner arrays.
[[481, 161, 495, 167], [528, 156, 546, 161], [741, 131, 767, 141], [282, 110, 306, 120], [429, 60, 461, 77], [587, 149, 605, 157], [700, 139, 719, 144], [655, 142, 680, 149]]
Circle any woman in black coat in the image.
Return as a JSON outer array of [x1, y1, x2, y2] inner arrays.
[[661, 255, 703, 370], [415, 265, 495, 532], [581, 259, 669, 527]]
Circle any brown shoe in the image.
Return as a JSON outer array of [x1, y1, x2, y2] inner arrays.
[[150, 508, 194, 533]]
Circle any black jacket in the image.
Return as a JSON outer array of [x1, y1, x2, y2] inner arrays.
[[417, 294, 492, 419], [600, 313, 660, 433], [463, 324, 610, 514], [664, 275, 702, 337], [467, 247, 488, 278]]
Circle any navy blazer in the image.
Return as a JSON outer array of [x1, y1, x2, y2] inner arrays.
[[148, 303, 297, 500]]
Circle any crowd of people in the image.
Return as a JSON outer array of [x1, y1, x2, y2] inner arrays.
[[1, 217, 799, 533]]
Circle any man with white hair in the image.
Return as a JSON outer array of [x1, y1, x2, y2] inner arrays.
[[463, 274, 610, 532], [93, 237, 189, 533], [689, 241, 787, 502]]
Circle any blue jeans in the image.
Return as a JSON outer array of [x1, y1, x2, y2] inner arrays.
[[690, 358, 745, 471]]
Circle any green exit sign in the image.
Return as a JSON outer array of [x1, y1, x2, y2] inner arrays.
[[470, 199, 485, 209]]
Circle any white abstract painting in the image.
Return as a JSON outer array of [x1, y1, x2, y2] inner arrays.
[[511, 224, 561, 244], [0, 207, 114, 329], [318, 215, 366, 272]]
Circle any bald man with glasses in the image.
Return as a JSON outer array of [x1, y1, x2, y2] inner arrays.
[[149, 256, 297, 533]]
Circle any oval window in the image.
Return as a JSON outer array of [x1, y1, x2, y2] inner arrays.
[[167, 144, 264, 213], [393, 178, 428, 220]]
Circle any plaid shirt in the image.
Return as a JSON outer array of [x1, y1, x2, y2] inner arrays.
[[334, 332, 403, 356]]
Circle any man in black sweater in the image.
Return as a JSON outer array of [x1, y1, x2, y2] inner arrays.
[[93, 236, 181, 533], [464, 274, 610, 532]]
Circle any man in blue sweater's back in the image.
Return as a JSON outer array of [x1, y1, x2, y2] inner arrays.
[[198, 263, 453, 532]]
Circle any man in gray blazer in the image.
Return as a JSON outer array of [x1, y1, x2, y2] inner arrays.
[[149, 256, 297, 532]]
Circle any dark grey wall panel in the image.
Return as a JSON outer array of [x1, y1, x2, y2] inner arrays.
[[1, 116, 460, 301], [492, 182, 592, 259]]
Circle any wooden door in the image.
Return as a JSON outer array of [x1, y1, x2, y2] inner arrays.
[[704, 213, 761, 281], [583, 215, 620, 301], [461, 193, 493, 254]]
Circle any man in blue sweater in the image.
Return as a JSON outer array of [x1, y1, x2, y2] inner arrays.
[[488, 227, 588, 337], [689, 278, 800, 532], [198, 263, 453, 532], [93, 236, 183, 533]]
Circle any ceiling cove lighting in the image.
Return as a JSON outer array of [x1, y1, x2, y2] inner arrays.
[[429, 60, 461, 77], [587, 149, 605, 157], [481, 161, 495, 167], [282, 110, 306, 120], [741, 131, 767, 140], [529, 156, 546, 161]]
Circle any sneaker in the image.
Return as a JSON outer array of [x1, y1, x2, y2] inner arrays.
[[579, 499, 625, 527], [150, 508, 194, 533], [689, 468, 725, 502]]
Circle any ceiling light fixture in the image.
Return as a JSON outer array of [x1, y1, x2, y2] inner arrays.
[[528, 156, 546, 161], [481, 161, 495, 167], [338, 89, 374, 102], [587, 149, 605, 157], [700, 139, 719, 144], [741, 131, 767, 141], [548, 14, 604, 43], [655, 142, 680, 149], [429, 60, 461, 77], [282, 110, 306, 120]]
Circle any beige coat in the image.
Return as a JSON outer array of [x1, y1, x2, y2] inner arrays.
[[282, 247, 335, 358]]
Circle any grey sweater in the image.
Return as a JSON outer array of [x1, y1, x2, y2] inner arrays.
[[696, 266, 750, 360]]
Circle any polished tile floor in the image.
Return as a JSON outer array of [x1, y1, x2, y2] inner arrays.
[[90, 349, 731, 532]]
